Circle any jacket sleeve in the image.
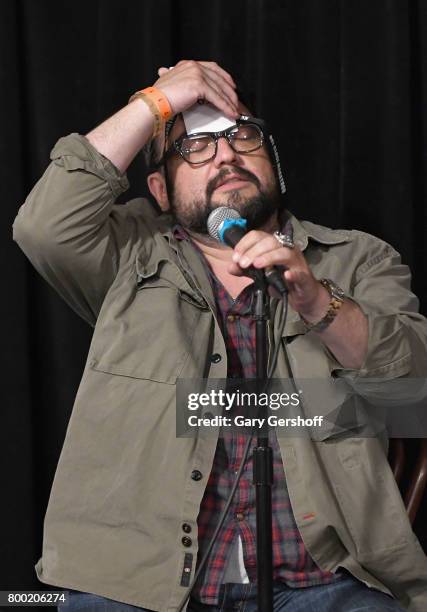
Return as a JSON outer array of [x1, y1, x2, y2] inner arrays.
[[13, 133, 138, 327], [331, 231, 427, 381]]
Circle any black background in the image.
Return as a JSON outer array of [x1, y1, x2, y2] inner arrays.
[[2, 0, 427, 603]]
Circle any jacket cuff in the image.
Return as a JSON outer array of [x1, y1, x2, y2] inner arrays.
[[329, 297, 412, 380], [49, 133, 129, 198]]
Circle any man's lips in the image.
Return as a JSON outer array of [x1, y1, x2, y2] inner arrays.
[[214, 176, 254, 191]]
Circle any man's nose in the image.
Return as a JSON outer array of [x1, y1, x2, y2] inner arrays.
[[213, 136, 238, 167]]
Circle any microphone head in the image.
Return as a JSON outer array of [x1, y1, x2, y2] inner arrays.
[[207, 207, 241, 241]]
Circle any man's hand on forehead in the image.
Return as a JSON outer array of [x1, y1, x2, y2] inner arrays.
[[153, 60, 239, 121]]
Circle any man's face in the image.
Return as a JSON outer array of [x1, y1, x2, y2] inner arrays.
[[163, 106, 282, 235]]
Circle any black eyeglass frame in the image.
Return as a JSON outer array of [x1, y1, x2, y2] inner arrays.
[[152, 113, 286, 195], [155, 115, 269, 168]]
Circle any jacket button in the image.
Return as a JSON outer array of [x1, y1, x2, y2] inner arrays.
[[182, 536, 192, 547], [191, 470, 203, 481], [211, 353, 222, 363], [182, 523, 192, 533]]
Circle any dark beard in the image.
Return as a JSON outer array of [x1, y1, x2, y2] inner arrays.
[[166, 174, 282, 235]]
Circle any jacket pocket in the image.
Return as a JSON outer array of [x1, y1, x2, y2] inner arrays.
[[89, 262, 206, 384], [328, 438, 411, 558]]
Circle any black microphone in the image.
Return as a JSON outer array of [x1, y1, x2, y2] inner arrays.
[[207, 207, 288, 296]]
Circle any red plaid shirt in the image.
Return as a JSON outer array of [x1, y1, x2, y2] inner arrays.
[[175, 223, 340, 605]]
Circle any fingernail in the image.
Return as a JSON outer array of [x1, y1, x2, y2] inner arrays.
[[232, 252, 240, 262], [240, 257, 250, 267]]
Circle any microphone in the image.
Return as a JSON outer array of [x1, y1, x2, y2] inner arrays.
[[207, 207, 288, 296]]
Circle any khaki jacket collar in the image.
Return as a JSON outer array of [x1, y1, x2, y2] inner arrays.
[[157, 210, 350, 251], [287, 211, 350, 251], [155, 207, 350, 251]]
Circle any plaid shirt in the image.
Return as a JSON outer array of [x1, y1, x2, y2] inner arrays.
[[175, 223, 340, 605]]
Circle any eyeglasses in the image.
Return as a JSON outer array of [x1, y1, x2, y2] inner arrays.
[[159, 118, 265, 166]]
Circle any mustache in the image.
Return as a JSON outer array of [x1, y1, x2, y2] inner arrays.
[[206, 167, 260, 200]]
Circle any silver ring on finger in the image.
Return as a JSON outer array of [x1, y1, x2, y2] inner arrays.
[[273, 230, 295, 249]]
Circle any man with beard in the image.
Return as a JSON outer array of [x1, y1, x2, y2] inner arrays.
[[13, 60, 427, 611]]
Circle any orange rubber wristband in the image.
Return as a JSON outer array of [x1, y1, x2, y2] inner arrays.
[[128, 92, 162, 138], [129, 86, 173, 121]]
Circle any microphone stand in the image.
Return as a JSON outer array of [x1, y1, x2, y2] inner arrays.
[[251, 277, 273, 612]]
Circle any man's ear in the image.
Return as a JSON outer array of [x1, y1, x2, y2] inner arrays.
[[147, 170, 170, 211]]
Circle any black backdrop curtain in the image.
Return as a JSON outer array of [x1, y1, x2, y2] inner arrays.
[[2, 0, 427, 602]]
